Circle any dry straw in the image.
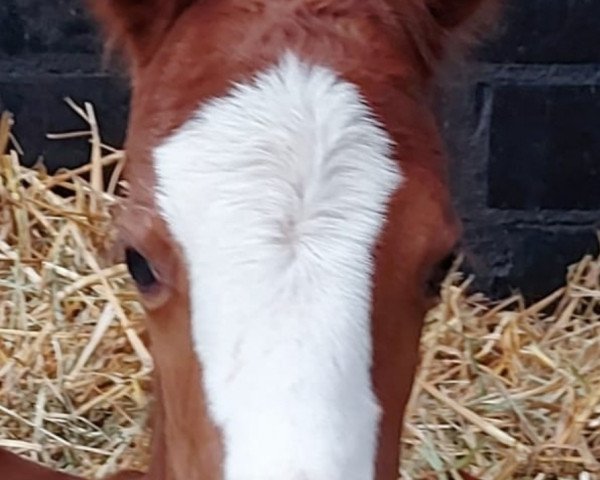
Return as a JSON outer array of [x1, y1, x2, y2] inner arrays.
[[0, 104, 151, 478], [401, 249, 600, 480], [0, 102, 599, 480]]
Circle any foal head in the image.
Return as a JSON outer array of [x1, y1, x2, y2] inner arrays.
[[90, 1, 496, 479]]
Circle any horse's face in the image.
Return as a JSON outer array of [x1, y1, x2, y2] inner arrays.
[[91, 1, 496, 479]]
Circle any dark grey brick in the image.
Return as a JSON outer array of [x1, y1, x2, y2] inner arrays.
[[483, 0, 600, 64], [495, 227, 599, 300], [488, 84, 600, 210], [0, 0, 101, 57], [458, 223, 599, 300], [0, 74, 129, 169]]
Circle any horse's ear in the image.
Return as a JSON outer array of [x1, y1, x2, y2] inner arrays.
[[88, 0, 195, 69], [413, 0, 501, 68], [426, 0, 499, 31]]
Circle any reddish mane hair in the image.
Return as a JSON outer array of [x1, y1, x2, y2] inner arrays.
[[90, 0, 499, 76]]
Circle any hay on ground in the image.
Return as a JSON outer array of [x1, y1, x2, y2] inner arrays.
[[0, 103, 599, 480], [401, 250, 600, 480], [0, 105, 151, 478]]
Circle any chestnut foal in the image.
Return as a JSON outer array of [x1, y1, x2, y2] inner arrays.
[[0, 0, 497, 479]]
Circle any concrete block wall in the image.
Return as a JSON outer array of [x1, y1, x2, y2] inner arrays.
[[0, 0, 129, 169], [441, 0, 600, 298]]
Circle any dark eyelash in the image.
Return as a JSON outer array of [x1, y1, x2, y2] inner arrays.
[[125, 247, 158, 291]]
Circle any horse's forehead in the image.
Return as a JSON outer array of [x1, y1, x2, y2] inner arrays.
[[121, 0, 420, 149]]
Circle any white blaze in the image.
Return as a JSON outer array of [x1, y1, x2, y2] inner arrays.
[[154, 52, 402, 480]]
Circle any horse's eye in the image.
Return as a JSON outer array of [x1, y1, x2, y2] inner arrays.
[[425, 251, 458, 298], [125, 247, 158, 291]]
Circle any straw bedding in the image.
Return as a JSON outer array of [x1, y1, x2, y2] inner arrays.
[[0, 103, 599, 480]]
